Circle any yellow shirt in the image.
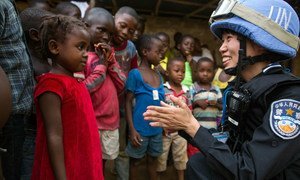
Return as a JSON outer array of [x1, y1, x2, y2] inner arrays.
[[212, 68, 235, 90]]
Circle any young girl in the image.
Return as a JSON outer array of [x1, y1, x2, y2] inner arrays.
[[31, 15, 104, 180], [125, 34, 164, 180]]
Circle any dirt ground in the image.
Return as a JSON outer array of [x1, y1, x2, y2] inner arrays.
[[104, 157, 179, 180]]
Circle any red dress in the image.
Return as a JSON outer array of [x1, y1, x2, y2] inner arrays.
[[31, 73, 104, 180]]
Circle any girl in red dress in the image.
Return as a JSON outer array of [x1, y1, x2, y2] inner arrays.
[[31, 15, 104, 180]]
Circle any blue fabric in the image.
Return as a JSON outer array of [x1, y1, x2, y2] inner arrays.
[[125, 134, 163, 158], [126, 69, 164, 136], [210, 0, 300, 59]]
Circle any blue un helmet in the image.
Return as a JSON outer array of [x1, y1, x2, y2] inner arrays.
[[210, 0, 300, 60]]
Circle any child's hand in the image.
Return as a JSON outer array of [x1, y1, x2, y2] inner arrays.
[[207, 93, 217, 106], [94, 43, 113, 63], [194, 99, 208, 109], [129, 129, 143, 148], [184, 51, 193, 63]]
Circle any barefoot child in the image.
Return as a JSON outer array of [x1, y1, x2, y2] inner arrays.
[[82, 7, 126, 174], [31, 15, 104, 180], [125, 34, 164, 180], [156, 57, 190, 180], [188, 57, 223, 157]]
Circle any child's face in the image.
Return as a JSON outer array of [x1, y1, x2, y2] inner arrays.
[[196, 61, 215, 84], [113, 13, 137, 45], [157, 35, 170, 58], [178, 37, 195, 56], [87, 16, 114, 45], [146, 39, 163, 66], [132, 22, 144, 42], [55, 28, 90, 74], [167, 60, 185, 85]]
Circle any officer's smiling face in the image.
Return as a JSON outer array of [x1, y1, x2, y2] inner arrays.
[[219, 32, 266, 71], [219, 32, 240, 70]]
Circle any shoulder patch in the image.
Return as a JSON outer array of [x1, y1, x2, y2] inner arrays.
[[270, 99, 300, 140]]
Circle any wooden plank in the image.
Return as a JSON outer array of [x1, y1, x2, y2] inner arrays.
[[155, 0, 162, 15], [185, 0, 218, 18]]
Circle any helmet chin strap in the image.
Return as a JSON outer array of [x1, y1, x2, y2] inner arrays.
[[224, 53, 286, 76], [224, 67, 237, 76], [223, 36, 286, 87]]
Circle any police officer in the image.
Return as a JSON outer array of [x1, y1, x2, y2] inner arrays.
[[143, 0, 300, 179]]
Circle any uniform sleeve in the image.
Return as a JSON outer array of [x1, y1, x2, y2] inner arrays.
[[191, 101, 300, 179]]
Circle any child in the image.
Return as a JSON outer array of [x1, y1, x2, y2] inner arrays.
[[82, 7, 126, 174], [125, 34, 164, 180], [31, 15, 104, 180], [19, 7, 53, 180], [132, 15, 146, 44], [55, 1, 81, 19], [176, 34, 195, 87], [153, 32, 171, 81], [156, 57, 189, 180], [112, 6, 139, 75], [188, 57, 223, 157], [112, 6, 139, 180]]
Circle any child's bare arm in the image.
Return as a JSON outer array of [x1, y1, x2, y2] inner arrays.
[[125, 91, 142, 147], [38, 92, 66, 180], [106, 52, 126, 94]]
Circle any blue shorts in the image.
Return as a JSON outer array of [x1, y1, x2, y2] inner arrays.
[[125, 133, 163, 159]]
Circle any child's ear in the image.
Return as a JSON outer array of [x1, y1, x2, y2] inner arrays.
[[176, 44, 181, 50], [165, 70, 169, 77], [48, 40, 59, 55], [142, 48, 148, 57], [29, 28, 39, 42]]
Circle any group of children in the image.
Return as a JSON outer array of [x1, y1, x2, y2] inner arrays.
[[18, 2, 227, 180]]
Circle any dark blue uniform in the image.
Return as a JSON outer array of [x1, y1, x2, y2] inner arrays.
[[185, 64, 300, 179]]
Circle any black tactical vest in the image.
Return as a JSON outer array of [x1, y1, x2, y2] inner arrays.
[[228, 67, 300, 151]]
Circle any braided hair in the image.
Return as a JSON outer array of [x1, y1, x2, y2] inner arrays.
[[39, 15, 87, 61]]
